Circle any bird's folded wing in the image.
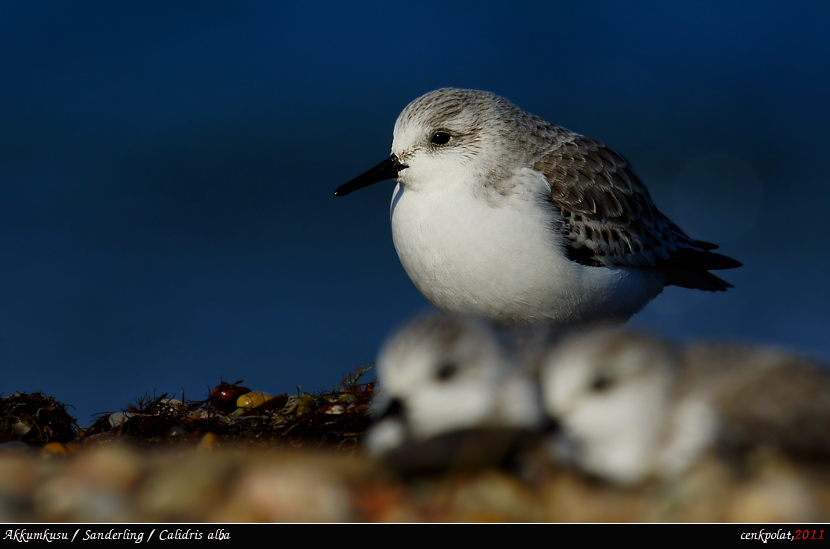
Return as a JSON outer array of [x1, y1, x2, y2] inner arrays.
[[534, 136, 741, 289]]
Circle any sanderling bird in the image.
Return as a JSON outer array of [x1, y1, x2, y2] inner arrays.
[[537, 328, 830, 485], [364, 314, 543, 471], [335, 88, 741, 326]]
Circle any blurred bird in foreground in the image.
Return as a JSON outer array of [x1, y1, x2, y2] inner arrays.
[[537, 328, 830, 485], [364, 314, 543, 473]]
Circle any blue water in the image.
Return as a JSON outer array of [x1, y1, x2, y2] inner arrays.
[[2, 2, 828, 425]]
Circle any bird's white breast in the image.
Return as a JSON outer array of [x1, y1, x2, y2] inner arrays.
[[389, 169, 665, 325]]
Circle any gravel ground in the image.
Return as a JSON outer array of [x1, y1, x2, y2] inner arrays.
[[1, 438, 829, 522], [3, 372, 829, 522]]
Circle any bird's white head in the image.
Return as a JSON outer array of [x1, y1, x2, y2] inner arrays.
[[390, 88, 544, 193], [365, 314, 542, 456], [333, 88, 557, 198], [539, 328, 679, 484], [371, 315, 506, 439]]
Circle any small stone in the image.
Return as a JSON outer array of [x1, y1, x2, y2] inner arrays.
[[236, 392, 274, 410]]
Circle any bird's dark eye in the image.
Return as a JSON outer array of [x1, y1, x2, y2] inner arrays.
[[430, 131, 451, 145], [590, 374, 615, 393], [436, 361, 459, 382]]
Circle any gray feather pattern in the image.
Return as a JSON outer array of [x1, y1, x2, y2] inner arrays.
[[534, 136, 700, 269]]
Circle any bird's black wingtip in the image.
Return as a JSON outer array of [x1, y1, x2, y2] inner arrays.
[[666, 270, 736, 292]]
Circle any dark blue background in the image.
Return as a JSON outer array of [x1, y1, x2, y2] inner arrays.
[[2, 2, 828, 425]]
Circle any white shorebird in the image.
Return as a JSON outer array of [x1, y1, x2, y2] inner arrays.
[[335, 88, 740, 326], [537, 328, 830, 485], [364, 314, 543, 471]]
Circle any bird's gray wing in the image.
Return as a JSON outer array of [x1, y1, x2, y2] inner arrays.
[[533, 135, 740, 291]]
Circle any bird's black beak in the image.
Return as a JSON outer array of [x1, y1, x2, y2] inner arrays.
[[333, 155, 407, 196], [374, 397, 405, 422], [543, 415, 562, 435]]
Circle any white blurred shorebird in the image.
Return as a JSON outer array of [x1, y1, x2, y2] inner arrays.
[[335, 88, 740, 326], [537, 328, 830, 485], [364, 314, 543, 473]]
